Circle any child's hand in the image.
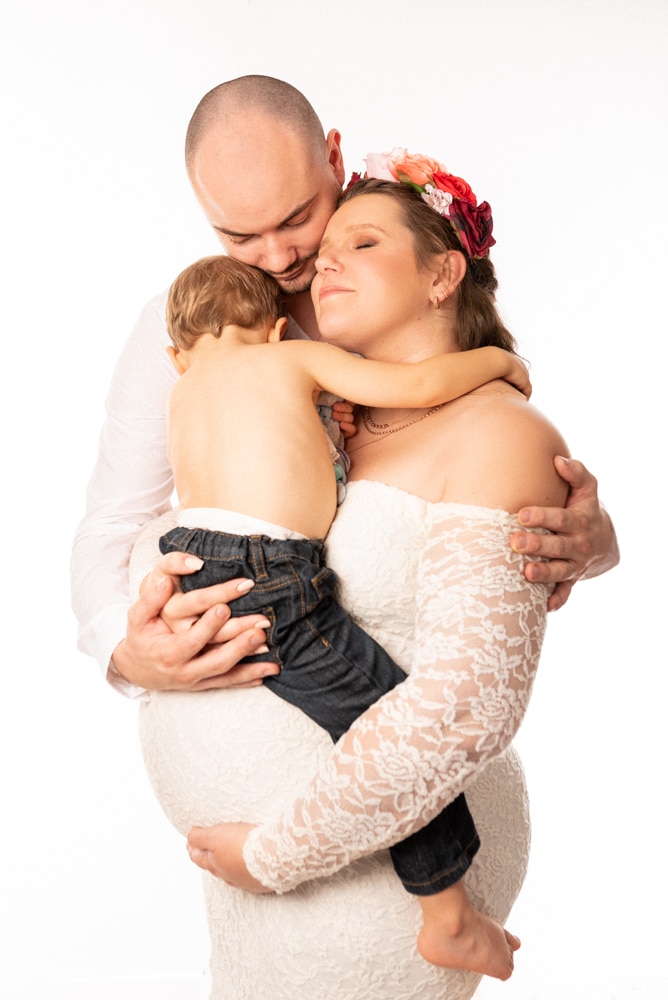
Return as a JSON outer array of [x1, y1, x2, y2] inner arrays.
[[333, 399, 357, 438], [505, 356, 532, 399]]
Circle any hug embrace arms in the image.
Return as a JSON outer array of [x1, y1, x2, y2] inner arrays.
[[71, 74, 619, 999]]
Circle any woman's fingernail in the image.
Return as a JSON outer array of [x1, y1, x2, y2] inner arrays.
[[237, 579, 255, 593], [185, 556, 204, 569], [255, 644, 270, 654], [256, 619, 271, 629]]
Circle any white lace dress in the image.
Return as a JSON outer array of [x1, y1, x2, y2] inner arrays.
[[137, 481, 547, 1000]]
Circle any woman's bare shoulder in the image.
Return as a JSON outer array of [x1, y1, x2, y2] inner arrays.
[[439, 384, 570, 512]]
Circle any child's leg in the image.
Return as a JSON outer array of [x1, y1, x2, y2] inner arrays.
[[390, 801, 519, 979], [417, 881, 520, 980]]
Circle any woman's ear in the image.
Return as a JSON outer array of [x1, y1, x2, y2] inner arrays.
[[433, 249, 467, 301]]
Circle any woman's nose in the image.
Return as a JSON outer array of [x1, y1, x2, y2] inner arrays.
[[315, 251, 339, 274]]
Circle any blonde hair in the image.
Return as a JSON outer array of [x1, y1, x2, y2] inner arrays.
[[166, 256, 284, 351]]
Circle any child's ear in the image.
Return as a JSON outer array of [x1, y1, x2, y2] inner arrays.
[[166, 345, 187, 374], [268, 317, 289, 342]]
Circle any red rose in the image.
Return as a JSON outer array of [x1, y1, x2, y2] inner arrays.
[[448, 200, 495, 258], [432, 172, 477, 205], [344, 171, 362, 192]]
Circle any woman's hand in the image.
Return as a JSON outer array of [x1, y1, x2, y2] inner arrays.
[[187, 823, 271, 893], [111, 552, 279, 691], [510, 456, 620, 611]]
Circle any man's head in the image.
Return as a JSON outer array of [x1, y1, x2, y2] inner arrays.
[[186, 76, 345, 296]]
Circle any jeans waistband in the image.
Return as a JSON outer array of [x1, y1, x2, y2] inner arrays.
[[163, 524, 326, 567], [177, 506, 308, 541]]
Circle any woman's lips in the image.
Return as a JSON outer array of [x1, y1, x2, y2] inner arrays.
[[318, 284, 352, 300]]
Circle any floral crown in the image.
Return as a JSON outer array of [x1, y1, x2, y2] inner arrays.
[[345, 148, 495, 260]]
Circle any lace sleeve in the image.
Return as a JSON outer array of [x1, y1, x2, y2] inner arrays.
[[244, 505, 550, 892]]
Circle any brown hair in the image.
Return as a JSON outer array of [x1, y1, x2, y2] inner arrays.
[[166, 256, 284, 351], [340, 179, 517, 355]]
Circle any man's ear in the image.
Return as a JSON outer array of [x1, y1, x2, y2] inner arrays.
[[325, 129, 345, 187], [166, 345, 187, 374], [268, 317, 289, 343]]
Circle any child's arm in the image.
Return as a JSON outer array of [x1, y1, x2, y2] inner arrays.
[[297, 342, 531, 408]]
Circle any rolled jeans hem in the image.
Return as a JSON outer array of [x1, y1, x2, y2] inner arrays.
[[395, 833, 481, 896]]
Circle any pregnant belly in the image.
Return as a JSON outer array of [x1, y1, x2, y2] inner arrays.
[[139, 685, 334, 834]]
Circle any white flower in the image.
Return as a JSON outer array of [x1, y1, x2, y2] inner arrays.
[[421, 184, 453, 217]]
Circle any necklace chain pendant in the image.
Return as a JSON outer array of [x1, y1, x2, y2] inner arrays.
[[361, 403, 445, 438]]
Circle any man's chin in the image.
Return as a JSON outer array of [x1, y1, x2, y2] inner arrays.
[[274, 258, 317, 296], [280, 275, 314, 297]]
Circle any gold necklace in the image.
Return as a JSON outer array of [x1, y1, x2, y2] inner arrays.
[[361, 403, 445, 438]]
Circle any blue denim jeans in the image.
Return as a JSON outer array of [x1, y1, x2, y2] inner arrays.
[[159, 526, 480, 894]]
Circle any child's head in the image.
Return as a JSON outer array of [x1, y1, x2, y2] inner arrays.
[[166, 255, 285, 350]]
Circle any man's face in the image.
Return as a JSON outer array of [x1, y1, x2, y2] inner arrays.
[[190, 123, 344, 296]]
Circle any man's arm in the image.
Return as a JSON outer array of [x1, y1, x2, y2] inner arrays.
[[510, 455, 620, 611], [70, 291, 176, 694]]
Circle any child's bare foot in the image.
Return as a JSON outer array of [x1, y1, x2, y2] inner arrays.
[[416, 882, 521, 980]]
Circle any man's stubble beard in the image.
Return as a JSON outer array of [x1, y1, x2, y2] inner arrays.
[[273, 253, 317, 296]]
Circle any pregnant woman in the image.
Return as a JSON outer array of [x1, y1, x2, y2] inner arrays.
[[135, 152, 569, 999]]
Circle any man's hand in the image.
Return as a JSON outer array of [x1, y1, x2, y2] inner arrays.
[[187, 822, 271, 893], [510, 456, 619, 612], [111, 552, 278, 691]]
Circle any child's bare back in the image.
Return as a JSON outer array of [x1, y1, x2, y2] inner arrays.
[[168, 328, 340, 538]]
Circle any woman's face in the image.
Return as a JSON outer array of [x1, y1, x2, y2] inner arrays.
[[311, 193, 439, 358]]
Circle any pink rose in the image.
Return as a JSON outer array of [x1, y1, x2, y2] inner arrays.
[[364, 148, 407, 181], [432, 171, 477, 206], [448, 199, 495, 258]]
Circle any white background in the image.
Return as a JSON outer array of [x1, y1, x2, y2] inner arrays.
[[2, 1, 666, 997]]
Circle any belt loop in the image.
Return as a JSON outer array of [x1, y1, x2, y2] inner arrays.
[[249, 536, 269, 580]]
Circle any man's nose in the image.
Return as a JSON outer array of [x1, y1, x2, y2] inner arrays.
[[262, 234, 299, 276]]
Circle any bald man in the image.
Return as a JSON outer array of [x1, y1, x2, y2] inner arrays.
[[71, 75, 618, 696]]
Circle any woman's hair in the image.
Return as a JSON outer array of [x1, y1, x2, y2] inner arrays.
[[166, 256, 284, 351], [339, 179, 517, 354]]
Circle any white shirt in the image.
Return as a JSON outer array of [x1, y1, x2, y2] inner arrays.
[[70, 288, 310, 697]]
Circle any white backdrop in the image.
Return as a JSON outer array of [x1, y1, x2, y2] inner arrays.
[[2, 1, 666, 997]]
